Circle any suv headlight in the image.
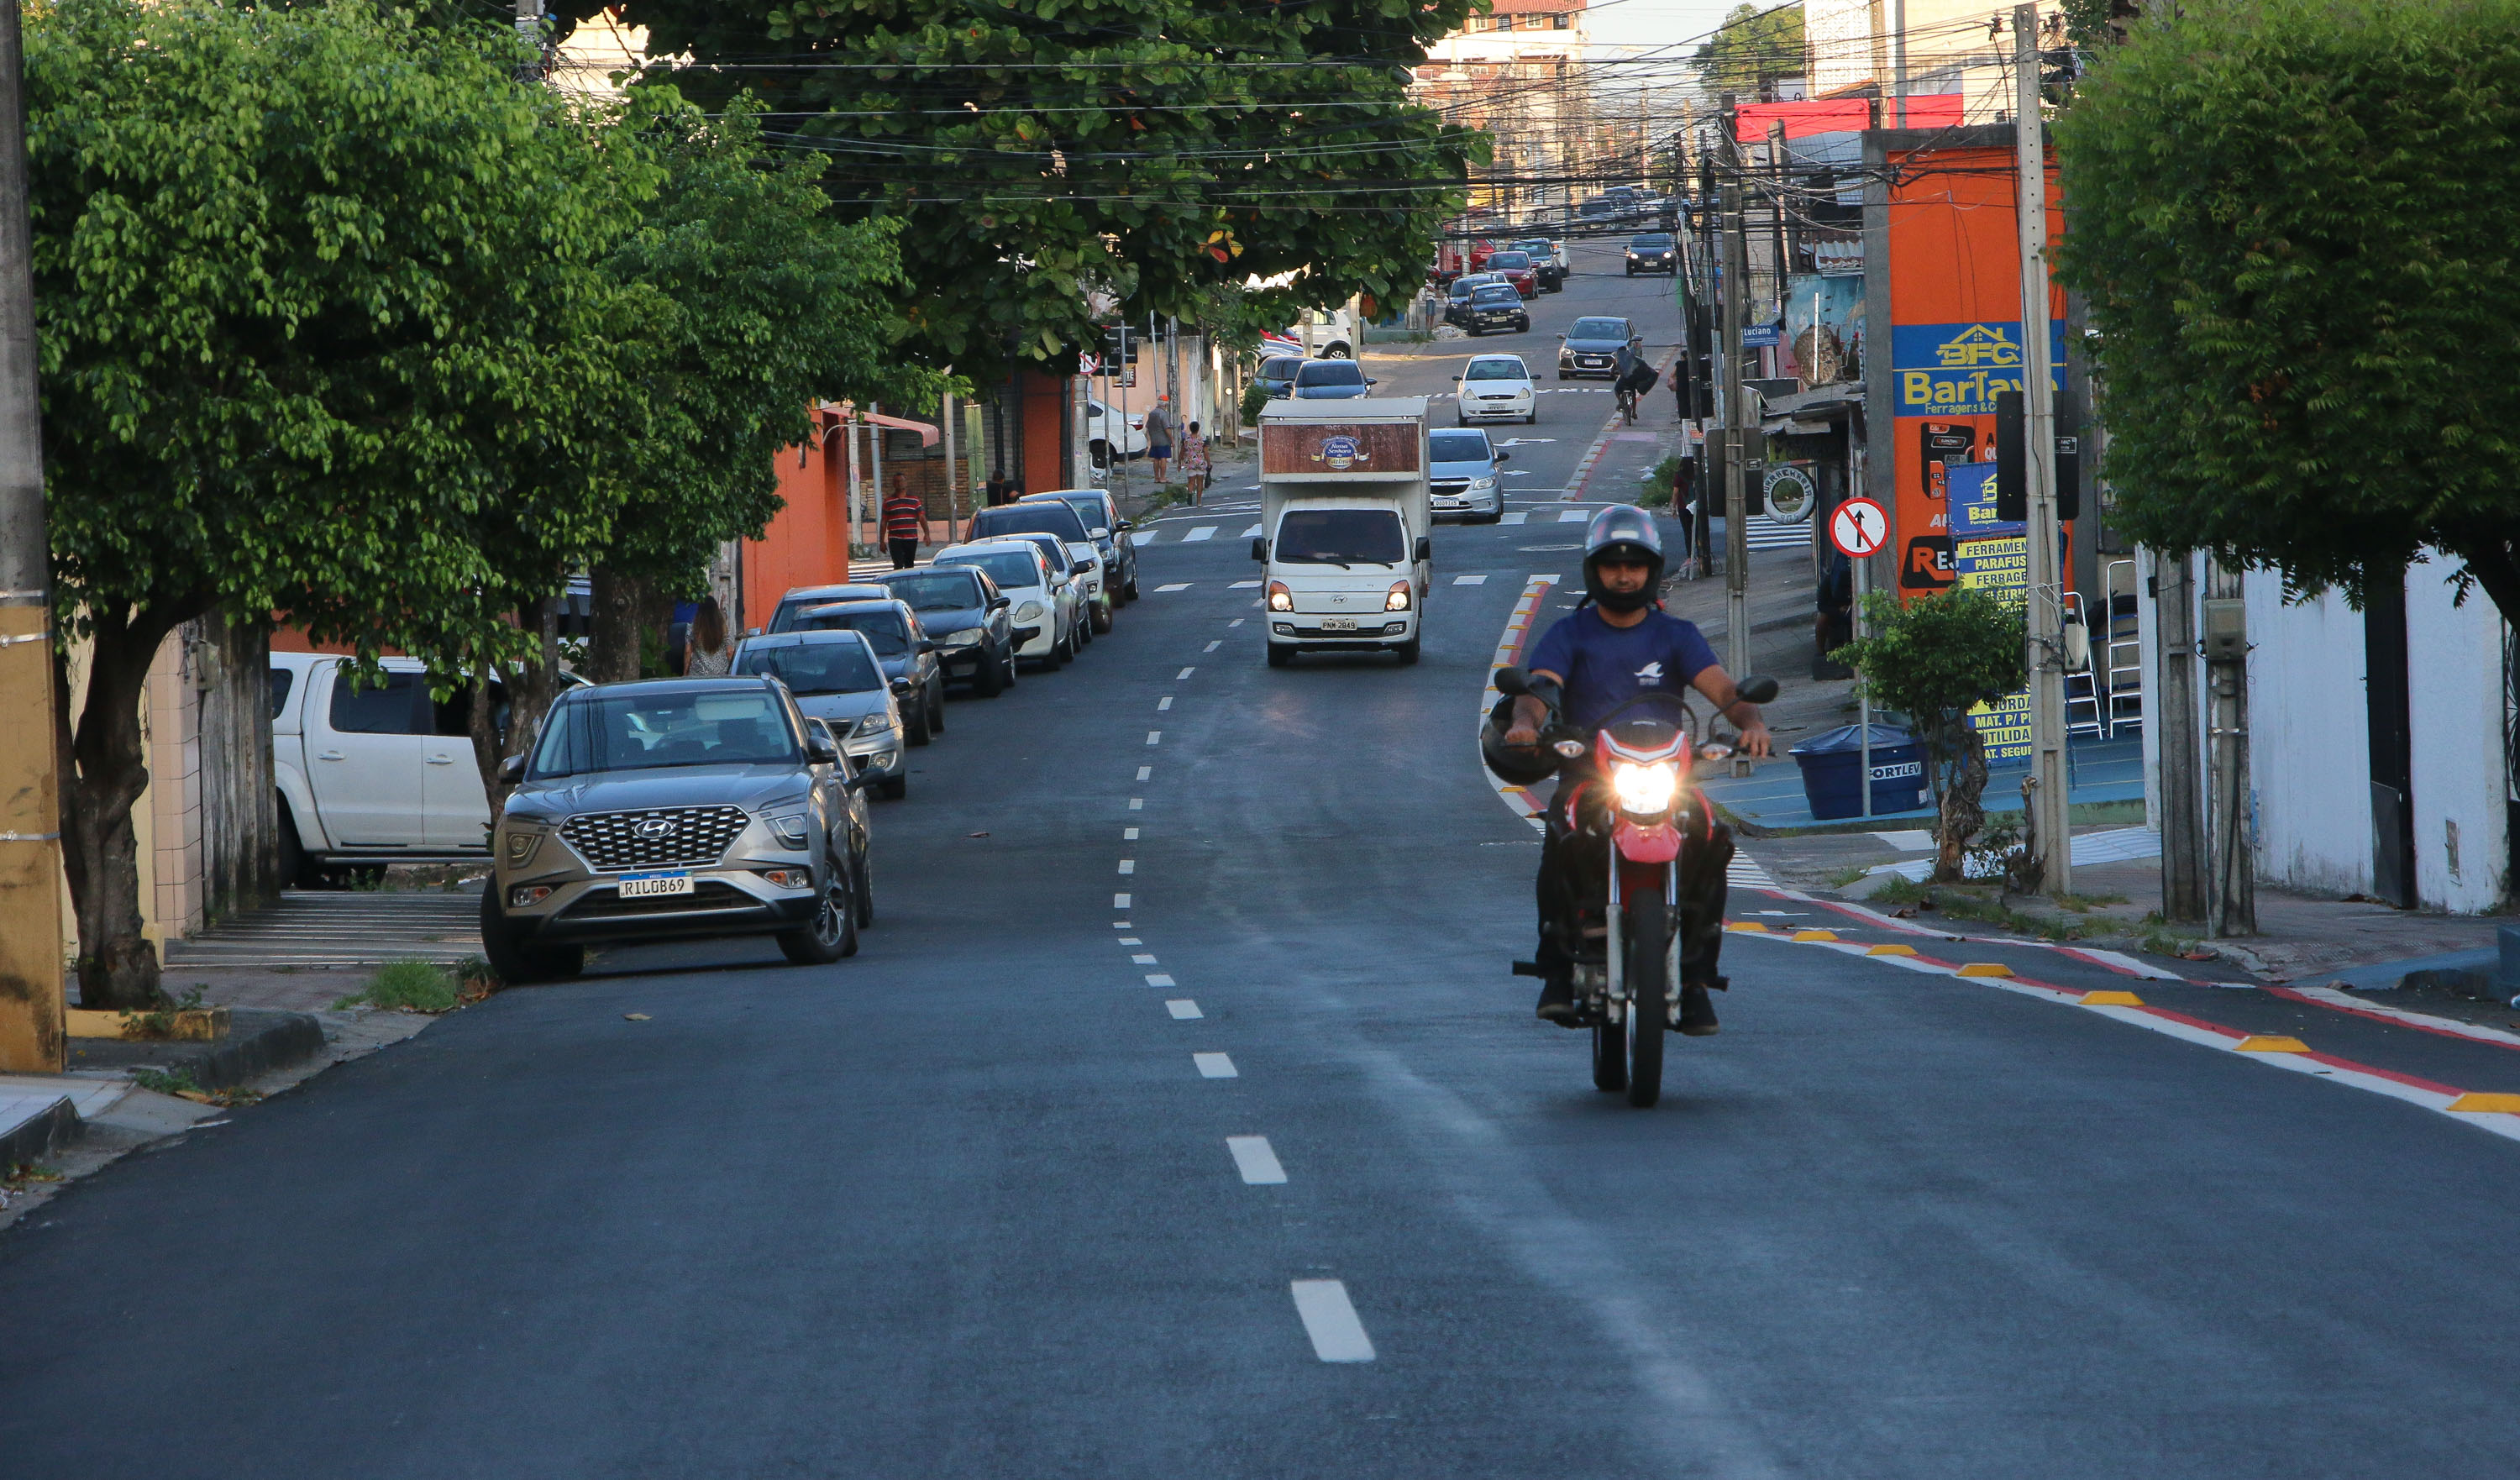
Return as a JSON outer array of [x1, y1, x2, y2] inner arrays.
[[763, 810, 811, 848], [503, 827, 543, 866]]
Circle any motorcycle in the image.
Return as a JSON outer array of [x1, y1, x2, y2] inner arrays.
[[1491, 665, 1778, 1107]]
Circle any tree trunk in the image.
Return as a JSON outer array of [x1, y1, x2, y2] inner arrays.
[[466, 601, 566, 819], [1933, 724, 1990, 884], [588, 564, 655, 685], [55, 604, 189, 1010]]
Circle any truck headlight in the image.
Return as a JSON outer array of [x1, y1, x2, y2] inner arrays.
[[1385, 582, 1412, 612], [1267, 580, 1294, 611]]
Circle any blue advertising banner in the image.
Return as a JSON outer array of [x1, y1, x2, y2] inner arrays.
[[1890, 320, 2066, 417], [1946, 462, 2031, 763]]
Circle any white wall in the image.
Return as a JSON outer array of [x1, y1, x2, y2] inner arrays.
[[2404, 553, 2509, 911], [2244, 575, 2373, 898]]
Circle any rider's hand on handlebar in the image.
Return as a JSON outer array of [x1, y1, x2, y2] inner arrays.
[[1735, 719, 1775, 758]]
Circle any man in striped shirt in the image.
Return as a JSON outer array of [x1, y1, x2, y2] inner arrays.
[[883, 475, 924, 569]]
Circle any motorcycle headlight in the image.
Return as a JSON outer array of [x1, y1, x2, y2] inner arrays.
[[1612, 761, 1680, 815]]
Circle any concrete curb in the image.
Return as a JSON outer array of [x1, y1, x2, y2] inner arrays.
[[0, 1095, 79, 1167], [66, 1008, 327, 1090], [1563, 349, 1682, 503]]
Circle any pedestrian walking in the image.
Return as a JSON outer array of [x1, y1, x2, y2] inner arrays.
[[1144, 395, 1174, 485], [685, 596, 734, 677], [1179, 421, 1210, 504], [883, 473, 923, 569]]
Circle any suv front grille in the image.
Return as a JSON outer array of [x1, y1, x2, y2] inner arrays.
[[560, 806, 750, 872]]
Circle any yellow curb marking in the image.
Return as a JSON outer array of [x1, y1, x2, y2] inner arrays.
[[2079, 990, 2145, 1006], [2234, 1035, 2310, 1053], [1791, 929, 1839, 942], [1725, 921, 1769, 933], [1865, 943, 1919, 957], [1955, 963, 2013, 978], [2448, 1093, 2520, 1115]]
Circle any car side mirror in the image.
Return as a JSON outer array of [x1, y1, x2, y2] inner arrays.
[[1073, 559, 1095, 575], [1494, 451, 1510, 464], [1736, 674, 1781, 705], [889, 679, 911, 695], [1116, 520, 1133, 533], [1365, 378, 1378, 386], [497, 753, 527, 784], [1451, 374, 1462, 382], [807, 735, 840, 764], [1251, 538, 1268, 562], [990, 595, 1011, 611], [844, 769, 880, 792], [918, 640, 939, 655], [743, 626, 763, 638], [1413, 536, 1431, 563]]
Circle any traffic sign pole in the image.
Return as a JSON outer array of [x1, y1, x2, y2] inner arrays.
[[1828, 496, 1891, 820]]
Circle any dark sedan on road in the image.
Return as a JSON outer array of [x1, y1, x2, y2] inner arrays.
[[1462, 283, 1531, 337], [1443, 272, 1504, 326], [1557, 315, 1635, 380], [791, 597, 948, 747], [1626, 232, 1678, 276], [866, 564, 1016, 696]]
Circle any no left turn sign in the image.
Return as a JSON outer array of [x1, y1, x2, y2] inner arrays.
[[1830, 497, 1890, 559]]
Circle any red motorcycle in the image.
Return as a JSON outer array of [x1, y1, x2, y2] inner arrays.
[[1494, 666, 1777, 1106]]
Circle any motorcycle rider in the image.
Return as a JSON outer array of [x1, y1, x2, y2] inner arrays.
[[1503, 506, 1772, 1031]]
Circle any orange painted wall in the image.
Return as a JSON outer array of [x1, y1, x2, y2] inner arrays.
[[1020, 370, 1071, 495], [741, 425, 847, 629], [1882, 145, 2067, 598]]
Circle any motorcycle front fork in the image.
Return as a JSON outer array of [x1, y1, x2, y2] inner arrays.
[[1598, 842, 1682, 1026]]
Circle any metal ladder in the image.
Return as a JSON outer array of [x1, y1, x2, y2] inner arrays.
[[2103, 558, 2144, 736], [2063, 590, 2106, 739]]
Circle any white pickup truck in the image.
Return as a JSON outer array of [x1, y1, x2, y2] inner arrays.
[[270, 652, 513, 885]]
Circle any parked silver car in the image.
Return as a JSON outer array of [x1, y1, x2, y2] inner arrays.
[[730, 630, 911, 798], [480, 676, 876, 981]]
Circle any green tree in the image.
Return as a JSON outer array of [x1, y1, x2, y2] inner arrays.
[[560, 0, 1488, 379], [585, 93, 941, 682], [31, 0, 646, 1007], [1692, 3, 1806, 97], [1835, 587, 2027, 882], [2054, 0, 2520, 622]]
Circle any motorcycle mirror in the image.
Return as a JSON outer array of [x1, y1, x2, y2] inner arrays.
[[1735, 674, 1780, 705], [1492, 665, 1530, 696], [1698, 742, 1735, 762], [1551, 739, 1587, 758]]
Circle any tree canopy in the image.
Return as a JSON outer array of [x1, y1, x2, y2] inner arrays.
[[2054, 0, 2520, 621], [563, 0, 1490, 378], [1691, 3, 1806, 97]]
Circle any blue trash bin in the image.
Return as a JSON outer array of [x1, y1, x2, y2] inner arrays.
[[1788, 724, 1929, 821]]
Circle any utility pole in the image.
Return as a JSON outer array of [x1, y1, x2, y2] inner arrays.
[[0, 0, 66, 1070], [2013, 3, 2071, 896], [941, 390, 958, 544], [2154, 548, 2208, 921], [2203, 558, 2256, 935], [1720, 171, 1751, 729]]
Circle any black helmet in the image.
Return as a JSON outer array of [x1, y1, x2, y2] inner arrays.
[[1479, 692, 1560, 786], [1582, 503, 1664, 613]]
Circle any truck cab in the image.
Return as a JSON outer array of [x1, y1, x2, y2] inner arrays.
[[1252, 398, 1433, 667]]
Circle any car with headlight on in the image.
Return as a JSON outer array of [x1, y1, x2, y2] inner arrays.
[[1558, 315, 1635, 380], [1428, 427, 1509, 522], [932, 538, 1080, 670], [1452, 353, 1536, 426], [1625, 232, 1678, 276], [789, 596, 948, 746], [480, 675, 877, 982], [867, 564, 1016, 695], [730, 630, 910, 796]]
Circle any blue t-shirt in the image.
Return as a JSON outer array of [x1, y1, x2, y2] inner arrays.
[[1527, 605, 1720, 732]]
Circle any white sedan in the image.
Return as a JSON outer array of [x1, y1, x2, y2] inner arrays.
[[932, 539, 1082, 670], [1453, 354, 1537, 425]]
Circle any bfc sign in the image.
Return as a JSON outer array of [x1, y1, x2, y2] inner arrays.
[[1891, 323, 2066, 417]]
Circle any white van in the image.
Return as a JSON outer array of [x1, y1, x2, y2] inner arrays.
[[1253, 399, 1434, 667]]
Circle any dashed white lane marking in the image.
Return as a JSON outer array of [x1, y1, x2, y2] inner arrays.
[[1147, 973, 1177, 988], [1227, 618, 1244, 628], [1129, 797, 1144, 810], [1194, 1052, 1237, 1079], [1155, 583, 1192, 593], [1501, 512, 1529, 525], [1115, 892, 1132, 908], [1453, 574, 1489, 585], [1124, 827, 1140, 840], [1117, 937, 1142, 945], [1289, 1280, 1375, 1362], [1184, 526, 1218, 543], [1147, 730, 1163, 746], [1137, 766, 1152, 780], [1113, 919, 1130, 928], [1158, 696, 1173, 711], [1167, 1000, 1203, 1020], [1242, 524, 1262, 538], [1557, 508, 1589, 522], [1227, 1136, 1289, 1185], [1229, 580, 1260, 590], [1177, 667, 1197, 680], [1117, 859, 1136, 874], [1132, 953, 1158, 964], [1203, 641, 1221, 653]]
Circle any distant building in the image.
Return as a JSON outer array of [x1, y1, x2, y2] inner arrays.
[[1413, 2, 1598, 220]]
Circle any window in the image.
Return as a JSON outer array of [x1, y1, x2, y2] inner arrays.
[[1430, 431, 1494, 462], [1463, 360, 1526, 381], [268, 667, 295, 720], [877, 570, 982, 611], [1488, 251, 1530, 270], [1274, 509, 1407, 566], [1569, 318, 1630, 340], [1294, 360, 1365, 386], [735, 640, 885, 696], [795, 607, 914, 657], [1472, 286, 1520, 305], [532, 686, 801, 778], [329, 669, 425, 734], [970, 502, 1089, 543], [938, 551, 1042, 590]]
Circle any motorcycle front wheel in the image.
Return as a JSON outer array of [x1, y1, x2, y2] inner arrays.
[[1625, 894, 1670, 1107]]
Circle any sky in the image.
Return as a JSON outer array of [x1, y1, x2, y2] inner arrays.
[[1582, 0, 1758, 58]]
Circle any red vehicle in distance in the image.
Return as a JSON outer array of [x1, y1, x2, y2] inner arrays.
[[1485, 249, 1539, 299]]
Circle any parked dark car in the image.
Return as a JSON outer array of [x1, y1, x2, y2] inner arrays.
[[1484, 249, 1539, 298], [1463, 283, 1531, 336], [1507, 238, 1565, 291], [1626, 232, 1678, 276], [1023, 487, 1138, 602], [1557, 315, 1635, 380], [867, 564, 1016, 696], [1291, 360, 1375, 400], [1256, 354, 1305, 401], [790, 597, 948, 746], [480, 676, 876, 980], [1443, 272, 1504, 326]]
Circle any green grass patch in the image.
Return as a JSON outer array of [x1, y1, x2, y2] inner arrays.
[[1876, 879, 2093, 940], [1823, 865, 1874, 888], [133, 1067, 201, 1097], [336, 960, 461, 1013]]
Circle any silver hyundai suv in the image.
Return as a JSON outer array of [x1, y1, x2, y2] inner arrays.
[[480, 676, 875, 982]]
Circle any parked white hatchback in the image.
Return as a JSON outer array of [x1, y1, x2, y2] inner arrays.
[[1452, 354, 1536, 425], [932, 539, 1081, 670]]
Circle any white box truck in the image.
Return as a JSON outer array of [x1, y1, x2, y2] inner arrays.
[[1253, 398, 1433, 666]]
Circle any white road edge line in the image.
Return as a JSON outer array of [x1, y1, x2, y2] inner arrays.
[[1289, 1279, 1375, 1362], [1227, 1136, 1289, 1185]]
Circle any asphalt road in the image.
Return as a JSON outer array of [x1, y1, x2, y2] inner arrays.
[[10, 251, 2520, 1477]]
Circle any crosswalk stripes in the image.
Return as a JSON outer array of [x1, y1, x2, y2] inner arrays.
[[1726, 850, 1778, 889], [165, 888, 486, 968], [1740, 515, 1812, 553]]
